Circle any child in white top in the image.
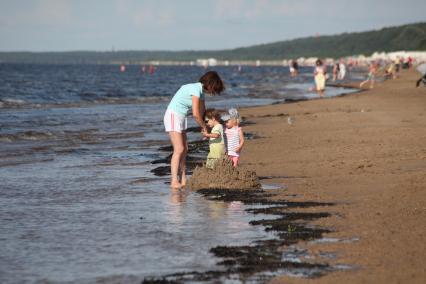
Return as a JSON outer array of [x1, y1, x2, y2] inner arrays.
[[222, 108, 245, 167]]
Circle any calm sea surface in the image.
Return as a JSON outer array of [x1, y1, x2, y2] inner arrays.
[[0, 64, 360, 283]]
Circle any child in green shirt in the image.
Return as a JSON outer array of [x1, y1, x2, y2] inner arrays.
[[202, 109, 225, 168]]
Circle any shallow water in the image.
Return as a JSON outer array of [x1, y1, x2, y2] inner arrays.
[[1, 158, 277, 283], [0, 64, 362, 283]]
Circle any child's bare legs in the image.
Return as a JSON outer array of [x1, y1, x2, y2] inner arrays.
[[179, 132, 188, 187], [168, 131, 185, 188], [229, 156, 239, 167]]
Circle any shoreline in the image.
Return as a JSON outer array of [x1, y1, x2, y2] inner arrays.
[[240, 69, 426, 283]]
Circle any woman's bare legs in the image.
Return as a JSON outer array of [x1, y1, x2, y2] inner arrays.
[[179, 132, 188, 187], [168, 131, 185, 189]]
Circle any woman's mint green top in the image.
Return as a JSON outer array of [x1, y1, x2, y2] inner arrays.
[[167, 82, 204, 116]]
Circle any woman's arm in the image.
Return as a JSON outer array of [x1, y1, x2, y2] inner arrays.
[[200, 99, 206, 120], [192, 96, 207, 131]]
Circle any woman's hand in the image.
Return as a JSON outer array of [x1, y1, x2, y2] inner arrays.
[[201, 128, 208, 137]]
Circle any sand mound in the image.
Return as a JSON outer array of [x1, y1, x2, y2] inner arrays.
[[189, 158, 261, 190]]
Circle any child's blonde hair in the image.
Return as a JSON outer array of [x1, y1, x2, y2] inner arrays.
[[229, 118, 241, 125]]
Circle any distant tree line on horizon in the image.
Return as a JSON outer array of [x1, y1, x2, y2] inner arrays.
[[1, 22, 425, 64]]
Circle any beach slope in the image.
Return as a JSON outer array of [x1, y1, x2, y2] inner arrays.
[[241, 69, 426, 283]]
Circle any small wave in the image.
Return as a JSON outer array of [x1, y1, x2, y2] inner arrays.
[[0, 131, 55, 142], [2, 98, 27, 104], [0, 136, 13, 142], [87, 96, 169, 105], [0, 98, 28, 108]]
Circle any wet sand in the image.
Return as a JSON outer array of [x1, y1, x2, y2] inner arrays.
[[240, 69, 426, 283]]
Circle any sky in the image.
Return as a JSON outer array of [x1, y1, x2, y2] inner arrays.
[[0, 0, 425, 52]]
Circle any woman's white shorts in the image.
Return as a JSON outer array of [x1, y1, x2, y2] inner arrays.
[[164, 109, 187, 133]]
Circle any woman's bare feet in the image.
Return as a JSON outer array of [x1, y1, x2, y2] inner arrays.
[[181, 176, 187, 187], [170, 180, 182, 189]]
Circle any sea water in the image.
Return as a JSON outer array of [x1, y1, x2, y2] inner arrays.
[[0, 64, 360, 283]]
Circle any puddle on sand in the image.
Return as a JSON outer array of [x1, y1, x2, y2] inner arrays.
[[261, 183, 285, 190], [310, 237, 360, 244]]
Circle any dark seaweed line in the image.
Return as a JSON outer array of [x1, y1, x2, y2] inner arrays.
[[143, 187, 336, 284]]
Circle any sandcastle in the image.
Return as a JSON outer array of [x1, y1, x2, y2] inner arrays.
[[189, 158, 261, 191]]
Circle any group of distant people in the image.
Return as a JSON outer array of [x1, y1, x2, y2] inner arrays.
[[289, 58, 347, 97], [120, 64, 156, 74], [359, 56, 425, 89], [289, 55, 425, 93]]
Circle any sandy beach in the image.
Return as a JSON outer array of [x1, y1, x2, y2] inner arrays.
[[240, 69, 426, 283]]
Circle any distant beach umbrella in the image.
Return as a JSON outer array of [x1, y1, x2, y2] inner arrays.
[[416, 63, 426, 75]]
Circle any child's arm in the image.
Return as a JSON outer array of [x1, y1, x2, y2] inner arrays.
[[203, 132, 220, 138], [236, 128, 245, 152]]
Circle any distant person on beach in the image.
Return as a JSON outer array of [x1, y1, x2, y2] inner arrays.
[[415, 63, 426, 87], [416, 72, 426, 88], [402, 58, 410, 69], [289, 60, 298, 77], [360, 62, 378, 89], [338, 60, 346, 80], [164, 71, 225, 188], [202, 109, 225, 169], [222, 108, 245, 167], [394, 57, 401, 74], [314, 59, 327, 97], [385, 62, 397, 79], [332, 62, 340, 81], [408, 57, 413, 68]]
